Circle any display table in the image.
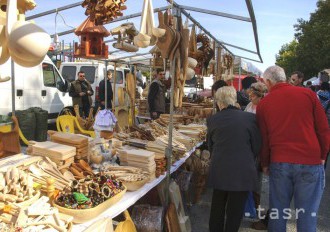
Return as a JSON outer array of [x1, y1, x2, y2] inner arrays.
[[72, 141, 204, 231]]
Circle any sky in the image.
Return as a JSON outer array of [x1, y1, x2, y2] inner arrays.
[[24, 0, 319, 73]]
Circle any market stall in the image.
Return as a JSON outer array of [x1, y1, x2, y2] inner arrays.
[[0, 0, 263, 231]]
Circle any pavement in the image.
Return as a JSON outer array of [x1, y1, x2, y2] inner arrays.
[[188, 165, 330, 232]]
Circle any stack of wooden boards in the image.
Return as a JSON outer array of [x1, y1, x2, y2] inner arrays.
[[48, 131, 90, 160], [154, 155, 166, 177], [27, 141, 76, 169], [137, 99, 149, 117], [118, 146, 156, 181]]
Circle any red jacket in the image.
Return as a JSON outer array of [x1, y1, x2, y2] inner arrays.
[[256, 82, 329, 167]]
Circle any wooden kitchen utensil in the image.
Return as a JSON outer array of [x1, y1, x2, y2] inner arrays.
[[156, 11, 175, 59], [117, 87, 125, 106]]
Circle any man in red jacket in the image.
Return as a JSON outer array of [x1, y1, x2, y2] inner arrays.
[[256, 65, 329, 232]]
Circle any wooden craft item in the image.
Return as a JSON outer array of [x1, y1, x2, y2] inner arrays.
[[48, 131, 88, 145], [188, 25, 197, 55], [84, 218, 114, 232], [117, 87, 125, 106], [156, 11, 175, 59], [113, 41, 139, 52], [124, 148, 155, 159], [28, 141, 76, 160], [166, 203, 181, 232], [145, 0, 157, 46], [169, 19, 181, 61], [126, 73, 135, 101], [134, 0, 151, 47], [117, 109, 129, 128], [54, 186, 127, 223], [0, 154, 41, 172], [165, 10, 179, 61], [0, 116, 21, 157]]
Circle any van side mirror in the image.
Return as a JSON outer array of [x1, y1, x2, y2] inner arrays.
[[57, 79, 70, 92]]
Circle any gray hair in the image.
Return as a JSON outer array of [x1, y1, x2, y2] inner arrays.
[[215, 86, 237, 108], [250, 82, 268, 98], [263, 65, 286, 84]]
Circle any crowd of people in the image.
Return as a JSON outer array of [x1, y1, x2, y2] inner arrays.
[[68, 66, 329, 232], [207, 66, 329, 232]]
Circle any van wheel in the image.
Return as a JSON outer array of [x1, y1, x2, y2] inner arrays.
[[59, 106, 76, 117]]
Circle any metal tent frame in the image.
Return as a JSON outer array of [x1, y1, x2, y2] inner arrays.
[[24, 0, 263, 206]]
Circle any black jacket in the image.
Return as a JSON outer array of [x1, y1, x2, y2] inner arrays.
[[148, 79, 166, 113], [207, 106, 261, 191], [98, 79, 113, 109]]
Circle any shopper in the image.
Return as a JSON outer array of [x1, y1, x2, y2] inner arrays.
[[99, 70, 113, 110], [244, 82, 268, 230], [237, 76, 257, 110], [256, 65, 329, 232], [289, 71, 304, 86], [245, 82, 268, 114], [207, 86, 261, 232], [69, 71, 94, 117], [211, 79, 228, 112], [147, 69, 166, 120]]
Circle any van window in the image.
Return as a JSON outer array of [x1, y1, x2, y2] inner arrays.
[[42, 63, 57, 87], [62, 66, 76, 82], [80, 66, 96, 84], [109, 70, 123, 84]]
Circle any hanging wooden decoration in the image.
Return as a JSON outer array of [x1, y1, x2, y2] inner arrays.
[[222, 54, 234, 81], [81, 0, 128, 25], [196, 33, 214, 75], [111, 22, 139, 52], [74, 17, 110, 59], [149, 46, 164, 68]]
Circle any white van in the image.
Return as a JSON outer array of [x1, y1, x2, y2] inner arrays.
[[59, 61, 130, 107], [0, 56, 71, 122]]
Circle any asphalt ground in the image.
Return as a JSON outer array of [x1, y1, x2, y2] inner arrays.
[[188, 164, 330, 232]]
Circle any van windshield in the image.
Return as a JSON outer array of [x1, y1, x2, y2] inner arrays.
[[43, 62, 67, 92]]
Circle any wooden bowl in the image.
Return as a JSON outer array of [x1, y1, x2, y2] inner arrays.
[[100, 130, 114, 139], [53, 186, 127, 223], [120, 178, 148, 191]]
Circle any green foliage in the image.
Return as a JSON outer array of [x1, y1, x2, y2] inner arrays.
[[276, 0, 330, 79], [275, 40, 298, 76]]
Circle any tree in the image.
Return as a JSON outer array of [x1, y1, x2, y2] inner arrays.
[[275, 40, 298, 77], [276, 0, 330, 79]]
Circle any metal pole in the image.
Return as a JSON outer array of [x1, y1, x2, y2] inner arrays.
[[11, 59, 15, 116], [112, 63, 117, 112], [238, 58, 242, 91], [178, 5, 251, 22], [49, 6, 170, 38], [149, 59, 152, 84], [165, 5, 179, 208], [26, 2, 83, 20], [105, 60, 108, 109]]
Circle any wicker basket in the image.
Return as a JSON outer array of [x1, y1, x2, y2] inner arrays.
[[53, 187, 127, 223]]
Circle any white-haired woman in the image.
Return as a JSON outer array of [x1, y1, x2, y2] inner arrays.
[[207, 86, 261, 232], [245, 82, 268, 114]]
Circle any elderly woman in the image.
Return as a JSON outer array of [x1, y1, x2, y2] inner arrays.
[[245, 82, 268, 114], [207, 86, 261, 232]]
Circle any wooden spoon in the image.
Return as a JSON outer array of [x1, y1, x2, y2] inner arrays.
[[62, 171, 75, 182]]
